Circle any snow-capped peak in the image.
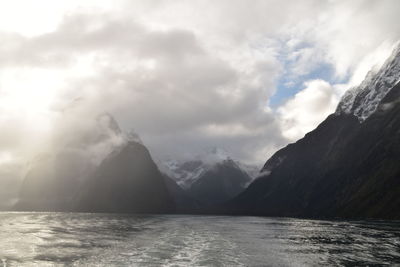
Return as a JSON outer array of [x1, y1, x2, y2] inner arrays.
[[157, 148, 260, 189], [336, 43, 400, 121], [157, 158, 206, 189]]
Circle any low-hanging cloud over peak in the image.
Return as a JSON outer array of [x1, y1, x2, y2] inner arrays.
[[0, 0, 399, 179]]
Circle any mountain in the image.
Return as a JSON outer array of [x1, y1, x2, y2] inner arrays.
[[76, 141, 175, 213], [229, 45, 400, 219], [187, 158, 253, 205], [336, 44, 400, 121], [160, 148, 258, 189], [160, 159, 206, 189], [15, 151, 94, 211], [13, 113, 122, 211], [163, 174, 200, 212], [15, 113, 175, 214], [159, 148, 256, 205], [0, 162, 25, 210]]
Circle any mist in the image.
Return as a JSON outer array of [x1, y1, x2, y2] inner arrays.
[[1, 0, 400, 207]]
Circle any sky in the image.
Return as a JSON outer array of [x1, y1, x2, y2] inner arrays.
[[0, 0, 400, 189]]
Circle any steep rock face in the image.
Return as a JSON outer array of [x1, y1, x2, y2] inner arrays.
[[231, 82, 400, 219], [76, 141, 175, 213], [188, 159, 252, 205], [230, 44, 400, 219], [336, 84, 400, 218], [336, 44, 400, 121]]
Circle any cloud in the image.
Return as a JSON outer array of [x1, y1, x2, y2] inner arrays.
[[0, 160, 23, 208], [285, 0, 400, 81], [277, 80, 342, 141], [0, 11, 283, 167], [0, 0, 399, 182]]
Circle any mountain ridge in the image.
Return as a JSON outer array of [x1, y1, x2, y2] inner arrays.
[[336, 43, 400, 121], [227, 60, 400, 219]]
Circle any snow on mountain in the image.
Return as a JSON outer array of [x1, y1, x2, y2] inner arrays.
[[157, 159, 206, 189], [336, 43, 400, 121], [157, 148, 260, 189]]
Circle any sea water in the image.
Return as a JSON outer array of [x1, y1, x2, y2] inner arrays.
[[0, 212, 399, 266]]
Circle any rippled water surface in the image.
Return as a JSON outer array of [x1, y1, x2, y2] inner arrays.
[[0, 212, 400, 266]]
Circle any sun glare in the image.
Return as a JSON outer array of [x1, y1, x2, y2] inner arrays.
[[0, 68, 63, 136]]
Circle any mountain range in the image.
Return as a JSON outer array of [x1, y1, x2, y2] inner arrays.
[[15, 114, 175, 213], [11, 44, 400, 219], [228, 44, 400, 219], [158, 148, 257, 205]]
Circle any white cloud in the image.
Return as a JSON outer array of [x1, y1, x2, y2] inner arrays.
[[0, 0, 399, 180], [277, 80, 342, 141]]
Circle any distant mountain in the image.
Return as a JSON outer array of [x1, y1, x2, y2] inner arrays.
[[160, 159, 205, 189], [187, 159, 253, 205], [229, 44, 400, 219], [76, 141, 175, 213], [159, 148, 257, 205], [0, 162, 26, 210], [15, 114, 175, 214], [163, 174, 200, 212], [159, 148, 258, 188], [14, 113, 121, 211], [15, 151, 94, 211]]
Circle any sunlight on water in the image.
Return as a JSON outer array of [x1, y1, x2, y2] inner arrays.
[[0, 212, 399, 266]]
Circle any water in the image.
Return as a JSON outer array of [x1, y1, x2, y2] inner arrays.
[[0, 212, 399, 266]]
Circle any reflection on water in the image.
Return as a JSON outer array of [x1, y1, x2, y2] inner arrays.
[[0, 212, 399, 266]]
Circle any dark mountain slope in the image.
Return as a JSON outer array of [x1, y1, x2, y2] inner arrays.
[[76, 141, 175, 213], [187, 159, 252, 205], [163, 175, 200, 212], [15, 114, 176, 214], [14, 113, 122, 211], [230, 82, 400, 219], [336, 83, 400, 218], [15, 151, 93, 211]]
